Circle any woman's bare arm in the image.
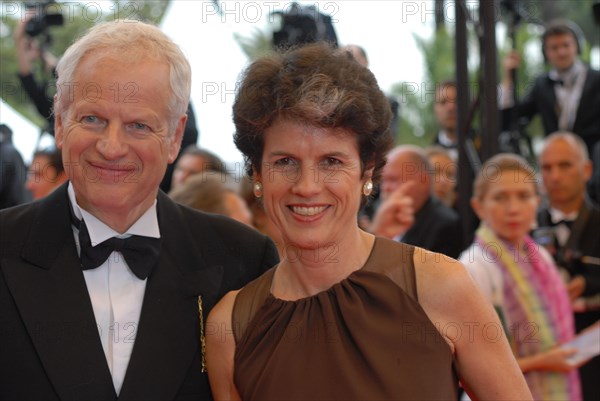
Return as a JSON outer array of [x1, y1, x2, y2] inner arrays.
[[206, 290, 242, 401], [413, 248, 533, 401]]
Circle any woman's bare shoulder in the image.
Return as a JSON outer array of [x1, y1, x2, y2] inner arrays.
[[207, 290, 241, 327], [412, 247, 500, 351]]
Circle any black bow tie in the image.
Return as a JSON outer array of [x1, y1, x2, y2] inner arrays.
[[76, 217, 161, 280], [551, 219, 573, 229]]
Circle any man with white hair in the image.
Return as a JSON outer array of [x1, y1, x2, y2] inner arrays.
[[0, 21, 277, 400]]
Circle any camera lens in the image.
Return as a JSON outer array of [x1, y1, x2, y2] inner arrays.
[[23, 1, 63, 37]]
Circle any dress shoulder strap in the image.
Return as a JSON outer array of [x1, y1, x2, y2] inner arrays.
[[232, 267, 276, 344], [364, 238, 418, 302]]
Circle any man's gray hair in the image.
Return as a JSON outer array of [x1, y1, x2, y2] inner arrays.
[[55, 20, 191, 131]]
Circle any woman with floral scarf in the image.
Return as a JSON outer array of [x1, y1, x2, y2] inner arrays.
[[460, 153, 582, 401]]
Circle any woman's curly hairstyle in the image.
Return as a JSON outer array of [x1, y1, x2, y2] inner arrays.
[[233, 42, 394, 184]]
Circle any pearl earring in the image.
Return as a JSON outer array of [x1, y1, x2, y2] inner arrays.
[[363, 180, 373, 196], [253, 181, 263, 198]]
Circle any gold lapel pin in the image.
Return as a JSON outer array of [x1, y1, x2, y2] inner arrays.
[[198, 295, 207, 372]]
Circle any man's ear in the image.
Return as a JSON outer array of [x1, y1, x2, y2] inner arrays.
[[168, 114, 187, 164]]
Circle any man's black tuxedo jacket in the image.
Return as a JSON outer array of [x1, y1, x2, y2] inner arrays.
[[401, 196, 464, 259], [536, 198, 600, 320], [0, 184, 279, 400], [536, 198, 600, 401], [503, 67, 600, 156]]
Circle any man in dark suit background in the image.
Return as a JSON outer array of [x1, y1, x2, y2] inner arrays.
[[534, 132, 600, 401], [0, 21, 278, 400], [369, 145, 464, 258], [0, 123, 29, 208], [431, 80, 459, 162], [501, 20, 600, 202]]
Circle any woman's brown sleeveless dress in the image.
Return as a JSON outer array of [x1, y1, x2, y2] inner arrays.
[[232, 237, 458, 401]]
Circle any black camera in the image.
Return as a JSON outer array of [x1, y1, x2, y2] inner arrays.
[[271, 2, 337, 49], [24, 1, 64, 37]]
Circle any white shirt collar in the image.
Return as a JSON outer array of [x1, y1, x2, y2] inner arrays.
[[438, 130, 457, 147], [549, 59, 585, 87], [67, 182, 160, 245], [548, 207, 578, 224]]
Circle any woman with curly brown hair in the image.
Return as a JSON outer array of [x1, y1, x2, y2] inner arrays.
[[206, 43, 532, 401]]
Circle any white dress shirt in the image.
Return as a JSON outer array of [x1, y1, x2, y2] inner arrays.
[[436, 130, 459, 161], [68, 183, 160, 394], [549, 207, 578, 247], [549, 60, 587, 131]]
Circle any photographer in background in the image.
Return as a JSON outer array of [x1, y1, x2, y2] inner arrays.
[[501, 20, 600, 203], [14, 14, 59, 136], [534, 132, 600, 401]]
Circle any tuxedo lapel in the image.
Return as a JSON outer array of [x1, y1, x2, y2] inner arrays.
[[1, 184, 115, 400], [573, 71, 595, 131], [119, 193, 224, 400], [565, 196, 593, 251], [541, 77, 559, 125]]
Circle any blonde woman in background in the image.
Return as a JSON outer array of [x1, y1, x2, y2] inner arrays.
[[460, 153, 582, 400]]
